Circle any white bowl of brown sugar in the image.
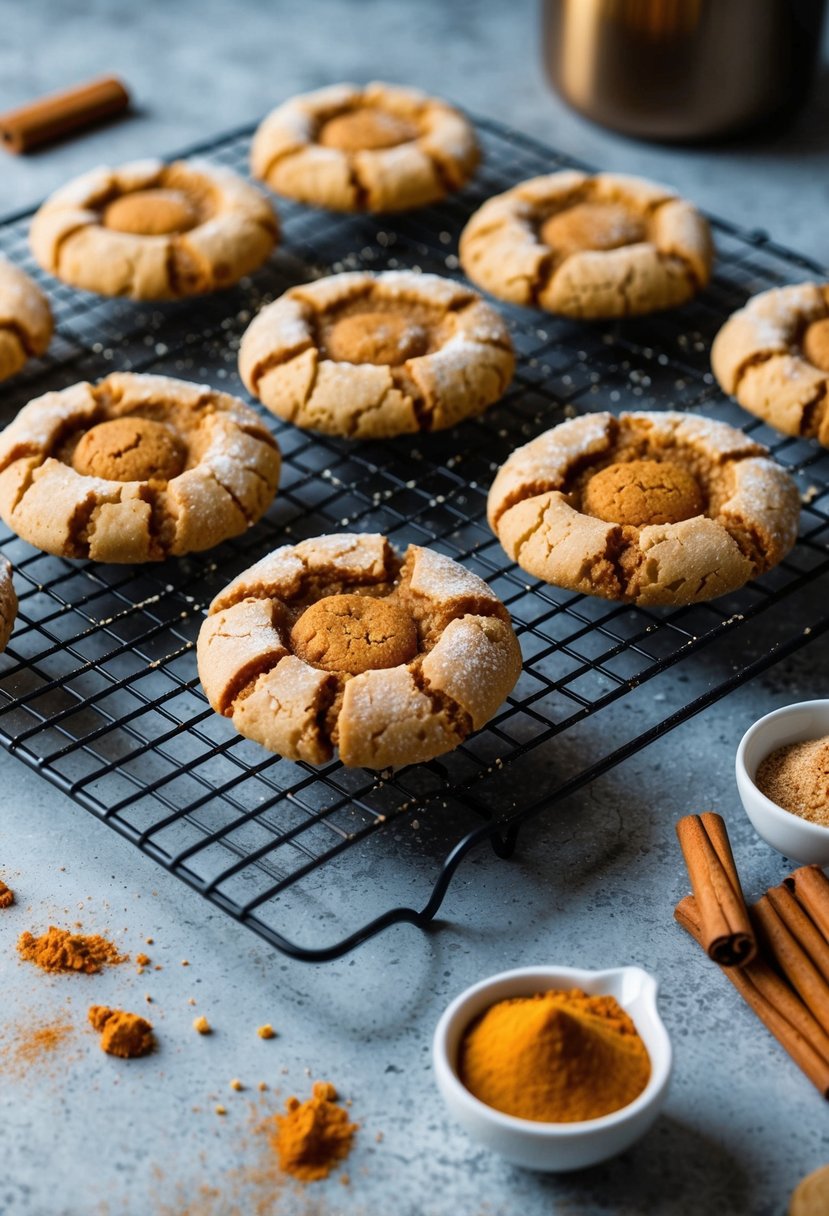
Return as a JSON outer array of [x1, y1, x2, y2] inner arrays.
[[736, 699, 829, 865]]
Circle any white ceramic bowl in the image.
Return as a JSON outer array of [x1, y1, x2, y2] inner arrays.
[[736, 699, 829, 866], [432, 964, 672, 1172]]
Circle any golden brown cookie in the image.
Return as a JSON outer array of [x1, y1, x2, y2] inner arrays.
[[250, 82, 478, 213], [29, 159, 278, 300], [488, 411, 799, 606], [197, 533, 522, 768], [239, 270, 514, 438], [459, 171, 713, 318], [0, 259, 52, 382], [0, 372, 281, 563], [712, 283, 829, 446], [0, 557, 17, 652], [790, 1164, 829, 1216]]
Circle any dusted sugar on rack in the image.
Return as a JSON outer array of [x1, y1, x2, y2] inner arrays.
[[487, 411, 800, 605], [238, 270, 514, 439], [197, 533, 522, 769], [0, 372, 281, 562], [459, 171, 712, 318]]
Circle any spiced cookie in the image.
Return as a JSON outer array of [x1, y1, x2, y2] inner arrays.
[[0, 373, 281, 563], [251, 82, 479, 213], [0, 558, 17, 652], [712, 283, 829, 446], [488, 411, 799, 605], [29, 159, 278, 300], [0, 259, 52, 382], [459, 171, 713, 319], [197, 533, 522, 768], [239, 270, 514, 438]]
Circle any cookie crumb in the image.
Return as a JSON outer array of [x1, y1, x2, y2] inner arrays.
[[215, 1105, 227, 1116], [230, 1078, 244, 1092], [257, 1024, 276, 1040], [193, 1015, 212, 1035], [258, 1081, 268, 1092]]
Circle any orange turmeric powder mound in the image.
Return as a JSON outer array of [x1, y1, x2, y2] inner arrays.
[[458, 988, 651, 1123], [270, 1081, 358, 1182], [88, 1005, 155, 1058], [0, 879, 14, 908], [17, 926, 127, 974]]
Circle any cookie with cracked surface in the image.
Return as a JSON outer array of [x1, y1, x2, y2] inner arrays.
[[0, 558, 17, 653], [712, 283, 829, 446], [238, 270, 514, 438], [0, 372, 281, 563], [488, 411, 799, 606], [0, 259, 52, 382], [251, 82, 478, 213], [197, 533, 522, 768], [29, 159, 278, 300], [459, 171, 712, 319]]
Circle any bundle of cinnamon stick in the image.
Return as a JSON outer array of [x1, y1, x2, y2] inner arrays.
[[675, 813, 829, 1098]]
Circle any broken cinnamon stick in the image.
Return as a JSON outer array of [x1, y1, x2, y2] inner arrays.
[[675, 895, 829, 1098], [0, 76, 129, 155], [675, 812, 756, 966], [752, 894, 829, 1026], [785, 866, 829, 942]]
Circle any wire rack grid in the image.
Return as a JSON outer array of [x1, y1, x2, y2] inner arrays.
[[0, 117, 828, 961]]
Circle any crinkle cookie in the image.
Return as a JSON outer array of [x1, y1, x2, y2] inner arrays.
[[712, 283, 829, 446], [459, 171, 713, 319], [0, 558, 17, 652], [29, 159, 278, 300], [239, 270, 514, 438], [250, 82, 479, 213], [0, 258, 52, 382], [197, 533, 522, 768], [488, 411, 799, 606], [0, 372, 281, 563]]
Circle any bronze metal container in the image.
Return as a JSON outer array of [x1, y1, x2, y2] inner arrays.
[[542, 0, 827, 141]]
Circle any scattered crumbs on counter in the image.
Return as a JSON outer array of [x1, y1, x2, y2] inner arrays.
[[193, 1015, 212, 1035], [257, 1024, 276, 1040], [230, 1079, 244, 1092]]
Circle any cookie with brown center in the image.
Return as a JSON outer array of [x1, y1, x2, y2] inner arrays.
[[29, 159, 278, 300], [712, 283, 829, 447], [0, 372, 281, 563], [0, 258, 53, 383], [459, 171, 712, 319], [238, 270, 514, 439], [250, 82, 479, 213], [197, 533, 522, 768], [488, 411, 799, 606]]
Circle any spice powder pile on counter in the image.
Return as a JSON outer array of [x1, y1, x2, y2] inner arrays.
[[17, 926, 127, 973], [458, 988, 651, 1122], [270, 1081, 358, 1181]]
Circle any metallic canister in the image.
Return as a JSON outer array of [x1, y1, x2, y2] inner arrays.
[[542, 0, 827, 141]]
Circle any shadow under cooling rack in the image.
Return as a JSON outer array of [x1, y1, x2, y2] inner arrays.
[[0, 116, 828, 960]]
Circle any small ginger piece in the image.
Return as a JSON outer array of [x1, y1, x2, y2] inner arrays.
[[88, 1005, 155, 1058]]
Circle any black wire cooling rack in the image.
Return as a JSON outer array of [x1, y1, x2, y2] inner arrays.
[[1, 117, 828, 961]]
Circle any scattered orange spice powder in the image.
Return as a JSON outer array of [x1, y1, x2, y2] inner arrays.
[[17, 926, 127, 973], [0, 879, 14, 908], [270, 1081, 358, 1182]]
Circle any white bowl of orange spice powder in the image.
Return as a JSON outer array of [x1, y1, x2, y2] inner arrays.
[[432, 964, 671, 1172], [737, 699, 829, 866]]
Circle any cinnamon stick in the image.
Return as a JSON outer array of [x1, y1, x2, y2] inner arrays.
[[675, 812, 756, 966], [766, 884, 829, 987], [0, 77, 129, 155], [675, 895, 829, 1098], [785, 866, 829, 941], [752, 894, 829, 1026]]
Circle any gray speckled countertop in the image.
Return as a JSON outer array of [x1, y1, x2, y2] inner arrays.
[[1, 4, 829, 1215]]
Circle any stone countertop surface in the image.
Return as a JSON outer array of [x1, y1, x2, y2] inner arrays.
[[1, 4, 829, 1215]]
